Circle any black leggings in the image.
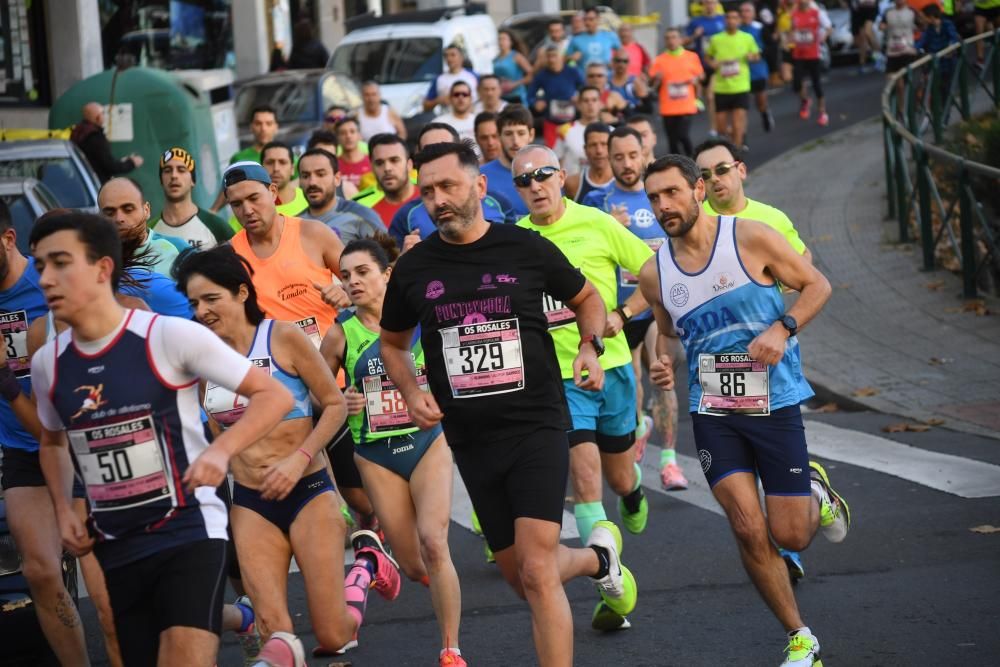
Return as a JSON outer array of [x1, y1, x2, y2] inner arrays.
[[661, 114, 694, 156], [793, 59, 824, 99]]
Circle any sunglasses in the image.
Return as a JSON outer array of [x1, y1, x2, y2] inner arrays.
[[513, 166, 560, 188], [452, 91, 471, 98], [325, 115, 343, 123], [699, 161, 741, 179], [613, 58, 630, 63]]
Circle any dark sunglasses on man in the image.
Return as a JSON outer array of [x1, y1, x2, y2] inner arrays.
[[699, 161, 741, 180], [513, 166, 560, 188]]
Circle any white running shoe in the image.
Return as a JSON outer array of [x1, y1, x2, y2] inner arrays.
[[251, 632, 305, 667]]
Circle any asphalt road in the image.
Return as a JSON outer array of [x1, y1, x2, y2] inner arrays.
[[76, 67, 1000, 666]]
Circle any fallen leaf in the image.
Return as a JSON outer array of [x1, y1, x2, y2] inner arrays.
[[906, 423, 932, 432], [882, 422, 934, 433], [837, 283, 852, 289], [924, 417, 947, 426], [925, 280, 945, 291], [852, 386, 880, 397], [970, 525, 1000, 534], [961, 300, 990, 316], [814, 402, 840, 413], [882, 422, 909, 433]]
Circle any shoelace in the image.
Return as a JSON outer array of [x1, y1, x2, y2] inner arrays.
[[784, 636, 813, 658]]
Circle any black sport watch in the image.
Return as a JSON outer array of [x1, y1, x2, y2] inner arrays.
[[779, 314, 798, 337], [579, 334, 606, 357]]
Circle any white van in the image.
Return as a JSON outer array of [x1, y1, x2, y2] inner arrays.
[[327, 4, 499, 133]]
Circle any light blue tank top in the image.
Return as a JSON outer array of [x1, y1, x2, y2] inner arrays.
[[493, 51, 527, 104], [203, 320, 312, 428], [656, 216, 813, 413]]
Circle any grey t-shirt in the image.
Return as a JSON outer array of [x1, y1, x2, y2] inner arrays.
[[298, 198, 384, 244]]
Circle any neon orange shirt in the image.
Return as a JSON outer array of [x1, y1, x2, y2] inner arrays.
[[649, 49, 704, 116]]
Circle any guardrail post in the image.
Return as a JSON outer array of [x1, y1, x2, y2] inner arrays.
[[894, 130, 909, 242], [905, 69, 918, 135], [884, 117, 896, 219], [930, 56, 944, 142], [958, 169, 977, 298], [958, 44, 971, 119], [916, 146, 934, 270], [993, 30, 1000, 110]]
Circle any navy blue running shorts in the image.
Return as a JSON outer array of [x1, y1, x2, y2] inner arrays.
[[691, 404, 811, 496]]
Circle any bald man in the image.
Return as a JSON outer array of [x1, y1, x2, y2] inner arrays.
[[70, 102, 144, 183], [98, 178, 183, 277], [513, 145, 654, 632]]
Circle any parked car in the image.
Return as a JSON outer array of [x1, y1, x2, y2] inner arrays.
[[0, 484, 79, 666], [500, 6, 622, 60], [233, 69, 362, 154], [0, 140, 101, 214], [328, 3, 499, 140], [0, 178, 62, 253]]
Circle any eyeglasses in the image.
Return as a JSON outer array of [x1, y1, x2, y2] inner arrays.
[[325, 115, 342, 123], [587, 72, 606, 77], [513, 166, 560, 188], [699, 161, 741, 179], [452, 91, 471, 98]]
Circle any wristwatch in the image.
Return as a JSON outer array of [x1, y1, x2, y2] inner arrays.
[[578, 333, 606, 357], [614, 304, 633, 323], [779, 314, 798, 337]]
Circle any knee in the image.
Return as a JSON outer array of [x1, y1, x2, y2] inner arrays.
[[570, 453, 602, 498], [605, 464, 636, 496], [418, 530, 449, 571], [21, 557, 65, 595], [728, 508, 770, 553], [517, 555, 558, 597], [769, 520, 813, 552]]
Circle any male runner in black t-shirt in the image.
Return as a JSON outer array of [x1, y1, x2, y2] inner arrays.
[[380, 142, 639, 667]]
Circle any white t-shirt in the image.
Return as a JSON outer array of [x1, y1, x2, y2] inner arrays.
[[884, 7, 916, 56], [555, 121, 588, 176], [152, 214, 219, 251], [428, 69, 479, 107], [435, 112, 477, 144]]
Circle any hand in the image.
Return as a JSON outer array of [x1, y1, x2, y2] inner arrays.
[[402, 230, 422, 253], [130, 154, 144, 167], [604, 311, 625, 338], [500, 80, 517, 94], [57, 507, 94, 557], [610, 204, 631, 226], [312, 281, 351, 309], [747, 322, 789, 366], [259, 451, 310, 501], [183, 443, 230, 493], [572, 347, 605, 392], [344, 386, 366, 416], [404, 389, 444, 430], [649, 354, 675, 390], [694, 27, 704, 38], [0, 339, 8, 366]]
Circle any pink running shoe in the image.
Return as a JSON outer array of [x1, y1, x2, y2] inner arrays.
[[352, 529, 401, 600], [817, 112, 830, 127], [252, 632, 305, 667], [799, 98, 811, 120], [660, 462, 689, 491], [633, 415, 654, 463], [440, 649, 468, 666]]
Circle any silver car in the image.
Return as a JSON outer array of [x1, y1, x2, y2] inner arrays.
[[0, 140, 101, 213], [0, 177, 62, 253]]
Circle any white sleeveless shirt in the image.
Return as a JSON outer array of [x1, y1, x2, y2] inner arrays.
[[359, 104, 396, 141]]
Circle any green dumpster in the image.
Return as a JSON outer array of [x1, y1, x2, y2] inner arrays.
[[49, 67, 222, 217]]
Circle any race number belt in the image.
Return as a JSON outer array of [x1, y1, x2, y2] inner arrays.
[[363, 368, 428, 434], [550, 99, 576, 123], [440, 317, 524, 398], [542, 293, 576, 330], [668, 83, 689, 100], [720, 60, 741, 78], [0, 310, 30, 378], [295, 316, 322, 349], [68, 413, 175, 510], [620, 238, 664, 287], [697, 353, 770, 416]]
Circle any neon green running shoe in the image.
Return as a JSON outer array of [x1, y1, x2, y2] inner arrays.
[[470, 509, 483, 536], [809, 461, 850, 543], [591, 600, 632, 632], [617, 492, 648, 535], [586, 520, 637, 616], [340, 504, 355, 528], [483, 539, 495, 564], [781, 630, 823, 666]]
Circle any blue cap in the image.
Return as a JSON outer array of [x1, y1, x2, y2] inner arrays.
[[223, 161, 272, 189]]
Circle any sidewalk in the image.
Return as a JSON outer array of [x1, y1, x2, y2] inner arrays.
[[749, 118, 1000, 439]]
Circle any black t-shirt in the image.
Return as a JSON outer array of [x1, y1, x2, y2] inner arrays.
[[381, 223, 586, 447]]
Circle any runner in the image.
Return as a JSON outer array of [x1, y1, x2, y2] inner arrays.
[[210, 106, 279, 213], [321, 237, 465, 666], [98, 177, 184, 276], [563, 122, 614, 203], [528, 47, 584, 148], [151, 147, 233, 250], [684, 0, 727, 136], [29, 211, 294, 666], [881, 0, 919, 109], [354, 134, 419, 228], [261, 142, 307, 214], [306, 130, 359, 201], [567, 7, 622, 69], [176, 246, 399, 663], [624, 115, 658, 167], [474, 75, 508, 114], [358, 81, 407, 141], [335, 118, 375, 191], [474, 112, 503, 164], [740, 2, 776, 133], [639, 155, 851, 666], [850, 0, 883, 72], [297, 149, 383, 242], [581, 128, 687, 492], [435, 81, 478, 145], [424, 43, 479, 112], [480, 105, 535, 218], [706, 8, 761, 149], [649, 27, 704, 156], [515, 143, 651, 631], [789, 0, 832, 127], [554, 87, 605, 176], [381, 142, 637, 666]]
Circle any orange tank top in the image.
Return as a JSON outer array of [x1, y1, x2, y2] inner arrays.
[[231, 216, 335, 347]]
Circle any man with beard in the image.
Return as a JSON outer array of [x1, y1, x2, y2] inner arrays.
[[358, 134, 419, 228], [513, 144, 651, 633], [583, 128, 688, 494], [639, 154, 849, 667], [295, 149, 383, 246], [151, 148, 232, 250], [480, 105, 535, 219], [98, 178, 184, 277], [434, 81, 478, 145], [380, 141, 637, 667]]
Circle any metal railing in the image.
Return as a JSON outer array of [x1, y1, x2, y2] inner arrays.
[[882, 29, 1000, 298]]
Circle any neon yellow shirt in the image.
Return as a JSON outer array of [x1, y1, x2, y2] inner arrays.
[[229, 188, 309, 232], [517, 198, 653, 378], [707, 30, 759, 95], [703, 198, 807, 254]]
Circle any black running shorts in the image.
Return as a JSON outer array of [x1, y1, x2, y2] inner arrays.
[[326, 422, 364, 489], [104, 538, 228, 666], [452, 428, 569, 552]]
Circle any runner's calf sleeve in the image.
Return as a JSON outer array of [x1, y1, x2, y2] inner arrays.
[[344, 560, 374, 629], [574, 501, 607, 544]]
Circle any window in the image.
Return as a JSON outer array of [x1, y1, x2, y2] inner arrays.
[[330, 38, 442, 85], [0, 158, 94, 209]]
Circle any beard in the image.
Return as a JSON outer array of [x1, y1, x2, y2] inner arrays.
[[658, 194, 700, 238], [305, 185, 335, 210], [614, 166, 640, 188], [431, 188, 480, 240]]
